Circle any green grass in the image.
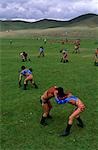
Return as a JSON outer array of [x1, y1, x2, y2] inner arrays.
[[0, 35, 98, 150]]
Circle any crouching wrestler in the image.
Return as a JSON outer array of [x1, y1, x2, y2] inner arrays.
[[55, 87, 85, 136]]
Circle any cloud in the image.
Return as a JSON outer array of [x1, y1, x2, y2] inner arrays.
[[0, 0, 98, 21]]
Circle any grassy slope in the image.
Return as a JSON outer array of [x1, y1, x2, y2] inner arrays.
[[0, 27, 98, 40], [0, 30, 98, 150], [0, 14, 98, 31]]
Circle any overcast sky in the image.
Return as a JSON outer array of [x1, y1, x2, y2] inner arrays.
[[0, 0, 98, 22]]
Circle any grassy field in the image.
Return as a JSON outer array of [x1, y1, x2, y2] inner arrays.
[[0, 29, 98, 150]]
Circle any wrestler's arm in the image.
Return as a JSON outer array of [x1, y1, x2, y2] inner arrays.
[[55, 96, 68, 104]]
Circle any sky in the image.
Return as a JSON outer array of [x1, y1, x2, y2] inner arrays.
[[0, 0, 98, 22]]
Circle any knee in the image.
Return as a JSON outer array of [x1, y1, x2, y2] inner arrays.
[[69, 115, 74, 122], [43, 112, 48, 117], [24, 80, 27, 84]]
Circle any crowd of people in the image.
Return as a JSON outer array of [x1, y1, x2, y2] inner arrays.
[[17, 38, 98, 137]]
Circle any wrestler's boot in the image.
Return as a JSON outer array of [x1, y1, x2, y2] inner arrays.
[[61, 124, 72, 136], [40, 116, 47, 126], [77, 117, 84, 128]]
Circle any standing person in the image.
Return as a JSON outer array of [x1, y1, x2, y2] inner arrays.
[[60, 49, 68, 63], [18, 66, 38, 90], [40, 86, 58, 125], [73, 39, 80, 53], [20, 52, 27, 62], [94, 48, 98, 66], [95, 48, 98, 56], [55, 87, 85, 136], [38, 46, 45, 57], [19, 52, 30, 62]]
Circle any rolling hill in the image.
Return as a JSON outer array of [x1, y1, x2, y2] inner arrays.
[[0, 13, 98, 31]]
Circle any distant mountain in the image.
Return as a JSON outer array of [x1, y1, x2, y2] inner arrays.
[[0, 13, 98, 31], [67, 13, 98, 26]]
